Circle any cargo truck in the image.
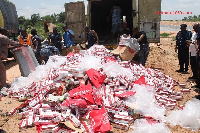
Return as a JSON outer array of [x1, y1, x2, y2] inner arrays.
[[65, 0, 161, 47]]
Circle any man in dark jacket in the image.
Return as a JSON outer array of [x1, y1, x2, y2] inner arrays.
[[85, 26, 99, 49], [176, 24, 192, 74], [48, 27, 62, 54], [31, 29, 42, 64]]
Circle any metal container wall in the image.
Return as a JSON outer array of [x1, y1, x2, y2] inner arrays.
[[0, 0, 18, 33]]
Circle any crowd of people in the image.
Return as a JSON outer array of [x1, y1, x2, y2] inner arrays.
[[176, 23, 200, 89]]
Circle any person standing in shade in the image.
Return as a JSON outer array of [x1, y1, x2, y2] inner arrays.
[[132, 27, 149, 66], [0, 27, 21, 90], [63, 25, 75, 54], [117, 22, 130, 43], [108, 5, 122, 42], [189, 23, 199, 79], [48, 27, 62, 54], [85, 26, 99, 49], [31, 29, 42, 64], [175, 24, 192, 74]]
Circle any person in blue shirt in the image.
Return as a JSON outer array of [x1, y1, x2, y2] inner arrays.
[[63, 25, 75, 48]]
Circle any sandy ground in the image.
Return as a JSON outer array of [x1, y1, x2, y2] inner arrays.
[[0, 21, 200, 133], [161, 20, 200, 27]]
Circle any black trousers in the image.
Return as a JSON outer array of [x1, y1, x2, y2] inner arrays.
[[178, 48, 189, 71], [190, 55, 198, 78], [54, 43, 62, 55]]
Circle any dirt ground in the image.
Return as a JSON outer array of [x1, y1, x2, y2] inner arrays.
[[161, 20, 200, 27], [0, 21, 200, 133]]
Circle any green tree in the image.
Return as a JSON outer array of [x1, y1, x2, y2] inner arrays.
[[57, 12, 65, 23], [182, 17, 187, 21], [41, 15, 53, 22], [31, 13, 41, 25], [18, 16, 26, 26], [188, 16, 193, 20]]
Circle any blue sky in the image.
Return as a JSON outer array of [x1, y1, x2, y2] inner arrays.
[[9, 0, 200, 20]]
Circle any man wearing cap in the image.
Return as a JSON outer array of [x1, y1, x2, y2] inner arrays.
[[0, 27, 21, 90], [176, 24, 192, 74]]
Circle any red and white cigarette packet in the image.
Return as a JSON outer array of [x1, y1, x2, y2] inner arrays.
[[27, 112, 34, 126], [40, 111, 60, 119], [19, 119, 27, 130], [33, 104, 41, 114], [61, 109, 71, 118], [69, 114, 81, 128], [81, 121, 93, 133], [180, 89, 190, 94], [9, 108, 18, 116], [52, 114, 65, 124], [165, 98, 176, 103], [179, 83, 186, 87], [178, 105, 184, 110], [36, 120, 52, 125], [86, 105, 99, 111], [113, 114, 134, 124], [41, 124, 57, 130], [33, 115, 40, 125], [158, 99, 167, 104], [175, 96, 183, 101], [105, 106, 119, 114], [112, 122, 129, 130], [41, 103, 51, 109], [11, 95, 20, 100], [166, 103, 176, 110], [174, 92, 183, 96]]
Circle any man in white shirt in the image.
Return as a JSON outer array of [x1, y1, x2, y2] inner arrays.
[[189, 23, 199, 79]]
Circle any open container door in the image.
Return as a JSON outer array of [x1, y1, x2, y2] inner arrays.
[[138, 0, 161, 43], [65, 2, 85, 44]]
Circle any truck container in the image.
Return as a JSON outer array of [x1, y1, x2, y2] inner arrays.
[[0, 0, 18, 34], [66, 0, 161, 44]]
